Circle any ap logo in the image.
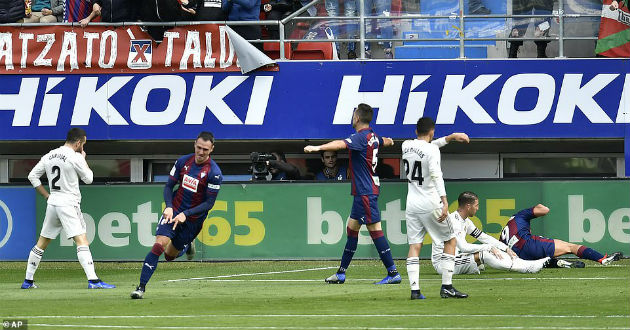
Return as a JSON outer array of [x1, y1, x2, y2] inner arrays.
[[127, 40, 153, 69]]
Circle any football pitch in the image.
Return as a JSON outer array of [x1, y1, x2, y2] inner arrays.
[[1, 259, 628, 330]]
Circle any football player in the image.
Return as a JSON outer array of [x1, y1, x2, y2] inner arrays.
[[23, 128, 115, 289], [500, 204, 622, 267], [131, 131, 223, 299], [304, 103, 400, 285]]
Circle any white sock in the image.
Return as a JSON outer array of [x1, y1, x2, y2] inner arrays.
[[77, 245, 98, 281], [480, 250, 514, 272], [511, 257, 547, 273], [406, 257, 420, 291], [441, 254, 455, 285], [25, 246, 44, 281]]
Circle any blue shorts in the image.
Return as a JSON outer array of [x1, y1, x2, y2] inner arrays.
[[350, 195, 380, 225], [517, 235, 556, 260], [155, 216, 204, 251]]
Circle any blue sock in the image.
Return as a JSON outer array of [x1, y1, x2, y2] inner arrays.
[[577, 246, 604, 262], [140, 243, 164, 287], [338, 227, 359, 274], [370, 230, 397, 275]]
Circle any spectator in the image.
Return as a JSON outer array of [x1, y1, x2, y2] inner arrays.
[[509, 0, 554, 58], [23, 0, 62, 23], [267, 151, 300, 180], [195, 0, 227, 21], [325, 0, 357, 58], [139, 0, 197, 40], [315, 150, 347, 180], [226, 0, 263, 51], [64, 0, 91, 22], [263, 0, 301, 40], [0, 0, 25, 23], [79, 0, 139, 27]]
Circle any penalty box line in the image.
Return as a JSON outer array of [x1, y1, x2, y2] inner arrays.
[[166, 266, 338, 282]]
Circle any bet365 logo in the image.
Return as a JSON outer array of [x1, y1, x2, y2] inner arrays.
[[127, 40, 152, 69]]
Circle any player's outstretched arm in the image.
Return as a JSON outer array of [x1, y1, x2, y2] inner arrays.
[[382, 137, 394, 147], [445, 133, 470, 144], [533, 204, 550, 217], [304, 140, 347, 153]]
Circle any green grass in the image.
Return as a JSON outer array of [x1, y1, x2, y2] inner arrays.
[[0, 259, 628, 330]]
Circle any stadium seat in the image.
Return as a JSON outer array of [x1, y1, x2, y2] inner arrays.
[[291, 42, 334, 60], [263, 42, 292, 60]]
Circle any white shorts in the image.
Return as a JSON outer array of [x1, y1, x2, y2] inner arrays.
[[433, 253, 481, 275], [406, 208, 455, 245], [40, 204, 87, 240]]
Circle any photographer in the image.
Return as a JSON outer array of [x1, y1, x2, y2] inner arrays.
[[268, 151, 300, 180], [251, 151, 301, 180]]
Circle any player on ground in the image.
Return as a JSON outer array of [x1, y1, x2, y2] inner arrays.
[[403, 117, 468, 299], [304, 103, 400, 285], [23, 128, 115, 289], [432, 191, 549, 277], [500, 204, 622, 267], [131, 132, 223, 299]]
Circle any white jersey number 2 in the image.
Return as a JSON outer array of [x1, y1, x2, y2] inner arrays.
[[403, 159, 423, 185]]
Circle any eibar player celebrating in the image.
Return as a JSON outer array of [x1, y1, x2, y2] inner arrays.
[[131, 132, 223, 299], [23, 128, 115, 289], [304, 103, 400, 285]]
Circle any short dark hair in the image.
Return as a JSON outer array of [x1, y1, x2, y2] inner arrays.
[[416, 117, 435, 135], [66, 128, 86, 143], [320, 150, 337, 159], [458, 191, 479, 207], [196, 131, 214, 144], [354, 103, 373, 124]]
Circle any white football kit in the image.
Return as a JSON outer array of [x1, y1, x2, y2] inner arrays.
[[28, 146, 93, 239], [402, 137, 454, 244], [432, 211, 549, 275]]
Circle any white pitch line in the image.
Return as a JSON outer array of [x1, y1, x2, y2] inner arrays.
[[168, 277, 627, 283], [27, 324, 630, 330], [166, 266, 338, 282], [10, 314, 629, 319]]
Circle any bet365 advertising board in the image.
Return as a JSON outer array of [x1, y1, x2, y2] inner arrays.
[[0, 181, 628, 260]]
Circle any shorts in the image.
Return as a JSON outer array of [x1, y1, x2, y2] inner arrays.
[[349, 195, 381, 225], [518, 235, 556, 260], [433, 253, 480, 275], [155, 215, 204, 251], [406, 208, 455, 245], [40, 204, 87, 240]]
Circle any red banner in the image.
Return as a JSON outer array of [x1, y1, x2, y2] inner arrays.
[[596, 0, 630, 58], [0, 24, 259, 74]]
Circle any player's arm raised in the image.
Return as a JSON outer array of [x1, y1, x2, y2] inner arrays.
[[432, 133, 470, 148], [382, 137, 394, 147], [72, 152, 94, 184], [304, 140, 347, 153], [28, 158, 49, 200]]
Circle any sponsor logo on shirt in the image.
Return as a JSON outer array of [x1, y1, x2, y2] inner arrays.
[[182, 174, 199, 192], [208, 183, 221, 190]]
